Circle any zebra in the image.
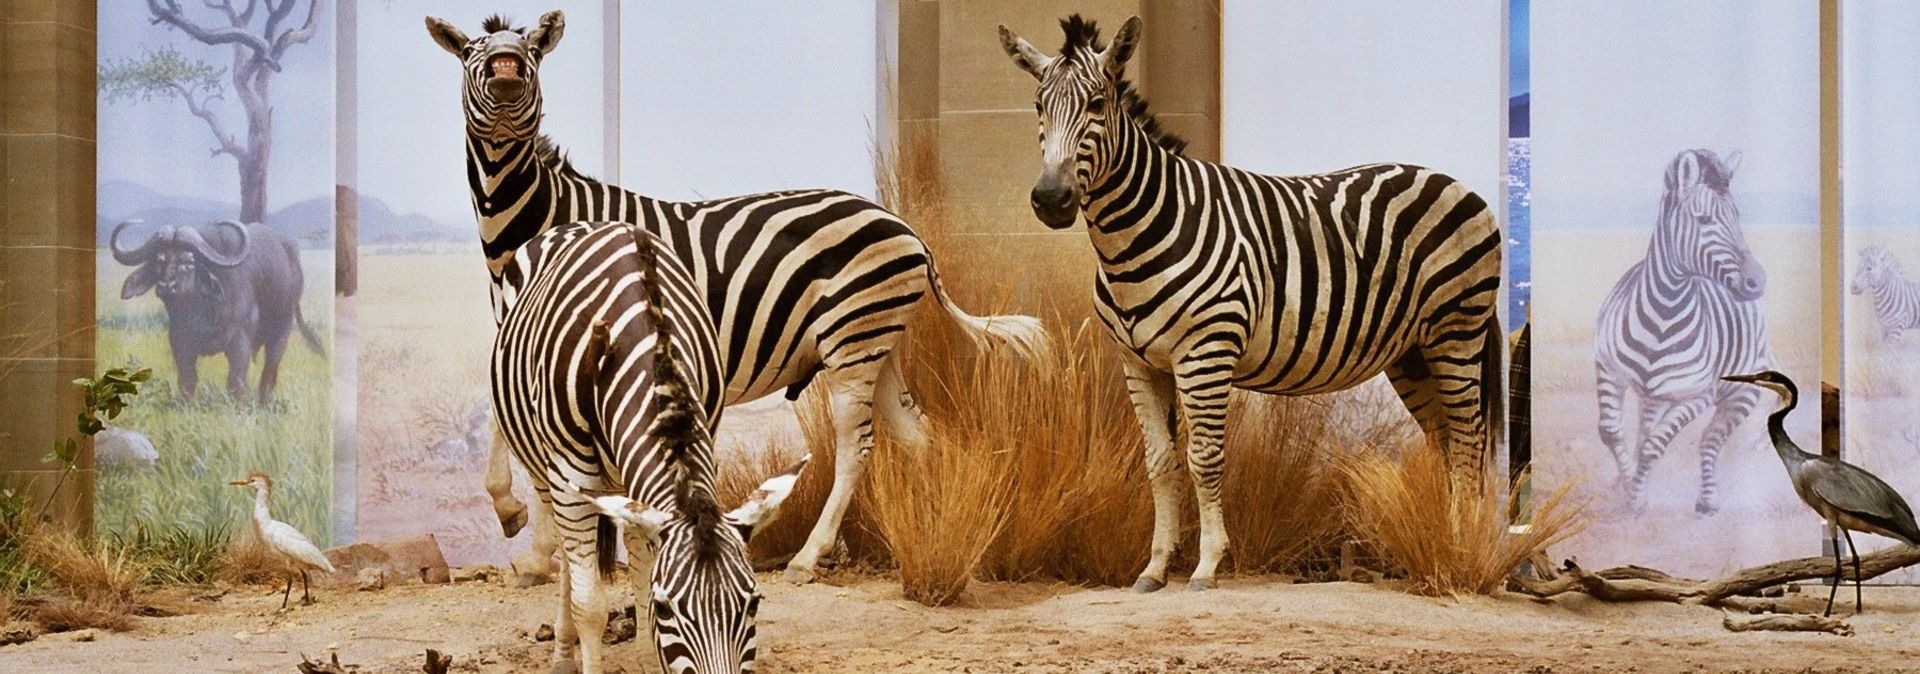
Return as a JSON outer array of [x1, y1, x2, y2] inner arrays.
[[1593, 148, 1773, 516], [493, 218, 807, 674], [999, 16, 1504, 593], [1852, 246, 1920, 343], [423, 11, 1048, 584]]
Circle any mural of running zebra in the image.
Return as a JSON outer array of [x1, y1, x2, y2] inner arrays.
[[1852, 246, 1920, 343], [999, 16, 1504, 593], [1593, 148, 1774, 516], [425, 11, 1047, 585], [492, 219, 807, 674]]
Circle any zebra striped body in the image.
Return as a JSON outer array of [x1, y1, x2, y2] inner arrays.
[[427, 11, 1044, 587], [1852, 246, 1920, 342], [1001, 16, 1502, 592], [1593, 149, 1772, 515]]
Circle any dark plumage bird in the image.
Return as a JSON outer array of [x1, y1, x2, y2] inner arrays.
[[1723, 370, 1920, 616]]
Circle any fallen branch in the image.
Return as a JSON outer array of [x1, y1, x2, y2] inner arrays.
[[296, 652, 355, 673], [1721, 611, 1853, 637], [421, 648, 452, 674], [1510, 545, 1920, 608]]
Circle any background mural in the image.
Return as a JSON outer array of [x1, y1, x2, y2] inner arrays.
[[1533, 1, 1822, 577], [1841, 2, 1920, 584], [94, 0, 336, 544]]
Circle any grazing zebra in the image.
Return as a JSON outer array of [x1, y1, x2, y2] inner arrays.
[[493, 219, 806, 674], [1852, 246, 1920, 343], [424, 11, 1048, 584], [1593, 149, 1773, 515], [999, 16, 1504, 592]]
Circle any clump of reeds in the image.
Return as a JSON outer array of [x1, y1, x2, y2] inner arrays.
[[1341, 440, 1584, 596]]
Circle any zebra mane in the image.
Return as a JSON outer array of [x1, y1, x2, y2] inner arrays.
[[629, 227, 725, 562], [480, 14, 522, 34], [1056, 14, 1188, 156], [532, 134, 594, 181]]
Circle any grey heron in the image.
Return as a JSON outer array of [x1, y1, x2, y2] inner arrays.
[[1722, 370, 1920, 615]]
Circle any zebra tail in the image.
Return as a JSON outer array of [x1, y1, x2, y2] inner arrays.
[[1482, 316, 1506, 486], [595, 513, 618, 579], [923, 254, 1051, 362]]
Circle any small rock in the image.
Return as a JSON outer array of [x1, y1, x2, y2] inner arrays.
[[356, 568, 387, 592], [66, 629, 97, 642], [451, 566, 502, 583], [421, 565, 452, 584], [603, 614, 636, 645], [0, 623, 39, 646], [534, 624, 555, 642], [232, 631, 250, 642], [1760, 586, 1784, 598]]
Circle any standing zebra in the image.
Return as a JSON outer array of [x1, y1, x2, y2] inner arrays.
[[1852, 246, 1920, 343], [493, 219, 807, 674], [999, 16, 1504, 592], [1594, 149, 1773, 515], [424, 11, 1047, 584]]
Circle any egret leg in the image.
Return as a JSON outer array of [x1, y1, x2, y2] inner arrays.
[[301, 570, 313, 605], [282, 575, 293, 609], [1824, 533, 1841, 617], [1844, 529, 1864, 614]]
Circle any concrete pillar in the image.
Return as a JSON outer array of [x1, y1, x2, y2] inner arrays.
[[0, 0, 97, 532], [884, 0, 1221, 323]]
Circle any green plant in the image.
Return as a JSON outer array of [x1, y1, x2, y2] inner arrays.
[[32, 367, 151, 522], [113, 524, 232, 586]]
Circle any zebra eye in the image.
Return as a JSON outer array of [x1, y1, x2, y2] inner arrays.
[[1034, 101, 1042, 114], [1694, 215, 1714, 225], [1087, 96, 1106, 113]]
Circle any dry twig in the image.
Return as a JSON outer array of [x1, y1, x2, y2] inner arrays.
[[1721, 611, 1853, 636]]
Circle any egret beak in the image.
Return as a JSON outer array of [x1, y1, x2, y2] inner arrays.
[[228, 479, 249, 486]]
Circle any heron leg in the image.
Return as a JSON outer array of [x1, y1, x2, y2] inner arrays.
[[1825, 532, 1841, 617], [1844, 529, 1864, 614]]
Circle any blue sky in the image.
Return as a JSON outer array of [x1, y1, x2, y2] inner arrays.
[[1844, 4, 1920, 228]]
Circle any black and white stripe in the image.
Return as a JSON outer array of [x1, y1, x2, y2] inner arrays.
[[1594, 148, 1773, 515], [1001, 16, 1504, 592], [1852, 246, 1920, 343], [426, 11, 1047, 585]]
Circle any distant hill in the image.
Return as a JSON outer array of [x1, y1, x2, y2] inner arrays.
[[96, 181, 469, 248]]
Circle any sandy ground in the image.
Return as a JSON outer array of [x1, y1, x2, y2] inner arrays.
[[7, 573, 1920, 673]]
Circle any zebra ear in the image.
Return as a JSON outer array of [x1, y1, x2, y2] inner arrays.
[[999, 25, 1052, 80], [1103, 16, 1143, 77], [528, 10, 566, 56], [424, 16, 469, 58], [726, 455, 810, 542], [1721, 150, 1743, 179]]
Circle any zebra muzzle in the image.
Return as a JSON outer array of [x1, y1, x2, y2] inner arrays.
[[489, 54, 522, 79]]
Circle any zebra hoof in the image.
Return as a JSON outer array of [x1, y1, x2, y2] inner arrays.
[[515, 572, 554, 589], [548, 660, 583, 674], [500, 507, 528, 538], [1186, 577, 1217, 592], [1694, 500, 1719, 516], [782, 566, 817, 585], [1131, 577, 1165, 593]]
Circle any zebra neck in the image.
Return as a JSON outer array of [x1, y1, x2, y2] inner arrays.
[[1083, 116, 1184, 247]]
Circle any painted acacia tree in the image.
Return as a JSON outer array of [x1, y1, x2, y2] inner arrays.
[[97, 0, 322, 223]]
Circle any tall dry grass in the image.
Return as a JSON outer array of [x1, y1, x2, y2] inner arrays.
[[1342, 440, 1584, 596]]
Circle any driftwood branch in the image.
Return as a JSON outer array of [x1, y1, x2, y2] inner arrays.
[[1511, 545, 1920, 608], [420, 648, 452, 674], [1722, 611, 1853, 636], [295, 652, 354, 673]]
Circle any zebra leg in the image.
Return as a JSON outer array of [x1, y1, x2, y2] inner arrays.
[[513, 493, 561, 587], [1176, 357, 1238, 592], [1417, 345, 1493, 490], [553, 499, 609, 674], [622, 527, 659, 654], [1691, 384, 1762, 515], [873, 351, 929, 452], [487, 421, 531, 538], [1626, 398, 1711, 511], [1594, 365, 1634, 485], [785, 359, 884, 584], [1122, 360, 1181, 593], [549, 540, 579, 673], [1385, 350, 1448, 446]]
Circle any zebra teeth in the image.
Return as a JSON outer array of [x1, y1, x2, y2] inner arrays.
[[489, 55, 522, 79]]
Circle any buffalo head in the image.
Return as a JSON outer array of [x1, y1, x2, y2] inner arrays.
[[111, 219, 250, 301]]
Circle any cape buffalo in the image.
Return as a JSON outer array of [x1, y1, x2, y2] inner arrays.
[[111, 219, 324, 404]]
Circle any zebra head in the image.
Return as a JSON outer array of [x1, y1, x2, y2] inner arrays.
[[1661, 149, 1764, 302], [1853, 246, 1898, 296], [579, 457, 809, 674], [999, 15, 1145, 229], [424, 11, 565, 142]]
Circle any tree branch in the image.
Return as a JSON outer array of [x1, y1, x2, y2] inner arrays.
[[167, 81, 244, 159], [269, 0, 321, 61], [1510, 546, 1920, 607], [201, 0, 238, 25], [148, 0, 282, 71]]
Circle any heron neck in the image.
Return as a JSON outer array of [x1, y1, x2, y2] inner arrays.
[[1767, 388, 1806, 466]]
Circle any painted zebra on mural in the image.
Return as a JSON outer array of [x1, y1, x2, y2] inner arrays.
[[1852, 246, 1920, 343], [492, 220, 806, 674], [424, 11, 1047, 584], [999, 16, 1504, 593], [1594, 149, 1773, 516]]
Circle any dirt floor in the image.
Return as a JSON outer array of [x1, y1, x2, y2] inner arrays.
[[6, 572, 1920, 673]]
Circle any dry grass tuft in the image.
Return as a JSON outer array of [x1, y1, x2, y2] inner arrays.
[[1342, 441, 1584, 596], [860, 430, 1015, 605], [29, 597, 136, 632], [16, 527, 150, 602], [216, 537, 291, 586], [1222, 394, 1354, 575]]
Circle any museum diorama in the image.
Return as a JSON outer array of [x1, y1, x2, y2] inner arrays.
[[1, 1, 1916, 672]]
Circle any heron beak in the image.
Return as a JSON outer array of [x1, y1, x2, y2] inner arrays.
[[1721, 374, 1756, 384]]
